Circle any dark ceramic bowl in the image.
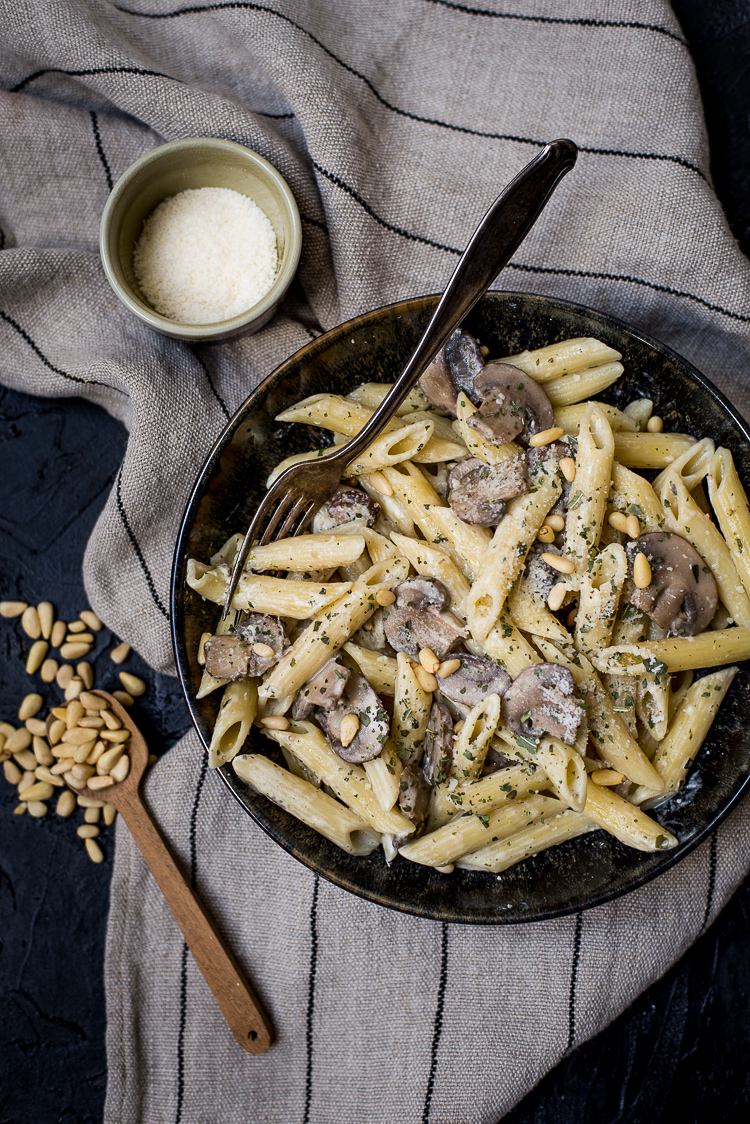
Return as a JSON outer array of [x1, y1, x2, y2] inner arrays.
[[171, 291, 750, 924]]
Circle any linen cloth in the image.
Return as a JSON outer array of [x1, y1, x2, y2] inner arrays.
[[2, 1, 750, 1120]]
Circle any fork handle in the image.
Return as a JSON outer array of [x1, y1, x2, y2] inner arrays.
[[331, 138, 577, 464]]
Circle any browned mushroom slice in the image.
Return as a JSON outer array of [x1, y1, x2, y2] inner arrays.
[[397, 764, 430, 830], [204, 613, 290, 680], [382, 577, 468, 659], [481, 746, 516, 775], [437, 653, 511, 708], [422, 700, 454, 786], [312, 488, 380, 533], [202, 635, 255, 681], [446, 455, 528, 526], [502, 664, 584, 746], [291, 658, 351, 720], [419, 348, 457, 416], [626, 532, 718, 636], [418, 329, 485, 416], [316, 671, 389, 764], [469, 364, 555, 445]]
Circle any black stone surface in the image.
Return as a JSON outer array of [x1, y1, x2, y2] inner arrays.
[[3, 2, 750, 1119]]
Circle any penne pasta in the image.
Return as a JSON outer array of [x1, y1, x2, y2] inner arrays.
[[187, 559, 352, 617], [209, 679, 257, 768], [564, 403, 614, 570], [592, 628, 750, 675], [582, 777, 677, 851], [707, 447, 750, 601], [498, 337, 622, 383], [457, 807, 596, 872], [544, 361, 623, 406]]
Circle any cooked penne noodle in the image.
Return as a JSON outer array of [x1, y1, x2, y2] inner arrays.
[[593, 627, 750, 675], [187, 559, 352, 617], [456, 806, 596, 871], [209, 679, 257, 768], [555, 401, 637, 433], [454, 390, 525, 466], [392, 652, 432, 763], [428, 762, 548, 829], [582, 778, 677, 851], [210, 532, 244, 566], [347, 382, 430, 414], [390, 533, 471, 616], [345, 418, 437, 475], [653, 436, 715, 494], [574, 543, 627, 654], [622, 398, 653, 430], [360, 473, 415, 536], [472, 616, 539, 676], [495, 727, 587, 812], [544, 361, 624, 406], [246, 532, 366, 573], [363, 741, 404, 813], [610, 462, 666, 532], [708, 447, 750, 601], [498, 337, 622, 383], [343, 642, 397, 693], [612, 432, 695, 469], [508, 578, 569, 642], [450, 694, 502, 782], [564, 404, 614, 570]]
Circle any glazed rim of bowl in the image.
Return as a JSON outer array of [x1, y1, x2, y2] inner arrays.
[[99, 137, 302, 338], [171, 290, 750, 924]]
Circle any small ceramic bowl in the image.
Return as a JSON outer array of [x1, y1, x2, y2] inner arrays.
[[99, 137, 302, 343]]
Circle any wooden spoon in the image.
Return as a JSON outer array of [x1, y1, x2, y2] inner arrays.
[[70, 690, 273, 1054]]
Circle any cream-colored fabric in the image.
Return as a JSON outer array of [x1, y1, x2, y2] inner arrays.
[[2, 1, 750, 1120]]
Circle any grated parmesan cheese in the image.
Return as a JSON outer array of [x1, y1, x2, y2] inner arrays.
[[133, 186, 278, 324]]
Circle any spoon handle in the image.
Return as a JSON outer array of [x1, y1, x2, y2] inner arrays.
[[113, 785, 273, 1054]]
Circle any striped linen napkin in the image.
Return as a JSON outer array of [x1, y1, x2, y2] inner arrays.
[[1, 2, 750, 1120]]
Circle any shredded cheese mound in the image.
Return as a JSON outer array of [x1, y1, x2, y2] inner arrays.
[[133, 186, 278, 324]]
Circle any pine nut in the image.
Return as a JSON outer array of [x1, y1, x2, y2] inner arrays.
[[454, 720, 465, 734], [40, 657, 59, 683], [252, 642, 275, 658], [14, 748, 37, 770], [118, 671, 146, 697], [56, 664, 74, 689], [73, 740, 96, 763], [79, 716, 104, 729], [537, 525, 555, 543], [112, 691, 133, 707], [590, 768, 626, 786], [66, 699, 84, 729], [64, 678, 84, 702], [66, 632, 94, 645], [88, 774, 115, 791], [84, 805, 102, 822], [32, 736, 54, 766], [26, 640, 49, 675], [25, 718, 47, 736], [21, 605, 41, 639], [18, 693, 43, 721], [436, 658, 461, 679], [418, 648, 441, 674], [197, 632, 210, 666], [6, 728, 32, 753], [528, 426, 565, 447], [435, 864, 454, 874], [547, 582, 568, 612], [77, 662, 94, 689], [85, 838, 104, 863], [56, 790, 76, 817], [109, 755, 130, 784], [51, 706, 68, 720], [78, 795, 104, 808], [79, 610, 103, 631], [60, 642, 92, 660], [541, 552, 575, 574], [559, 457, 577, 482], [546, 514, 566, 532], [97, 745, 125, 774], [625, 515, 641, 539], [47, 718, 65, 746], [50, 759, 75, 775], [0, 600, 27, 618], [13, 805, 26, 815], [646, 415, 663, 433], [103, 803, 117, 826], [80, 692, 106, 710], [261, 715, 290, 730], [369, 470, 394, 496], [375, 589, 396, 606], [3, 759, 22, 785], [68, 620, 87, 633], [87, 740, 107, 765], [339, 713, 360, 748], [51, 620, 66, 648], [101, 710, 121, 730], [414, 664, 437, 693], [100, 729, 130, 743], [0, 721, 14, 738], [608, 511, 629, 533], [64, 771, 84, 789], [110, 642, 131, 664], [77, 824, 100, 838], [63, 726, 98, 745], [18, 769, 36, 792], [35, 767, 63, 787], [566, 606, 578, 627], [71, 763, 95, 782], [633, 552, 652, 589], [19, 780, 54, 801], [37, 602, 54, 640], [27, 801, 48, 818]]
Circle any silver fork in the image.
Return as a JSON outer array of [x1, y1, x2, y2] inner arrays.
[[222, 138, 577, 617]]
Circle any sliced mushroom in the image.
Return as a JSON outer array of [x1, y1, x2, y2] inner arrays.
[[437, 653, 511, 708], [626, 532, 718, 636], [351, 607, 394, 654], [502, 664, 584, 746], [291, 658, 351, 720], [397, 764, 431, 831], [382, 577, 468, 659], [422, 700, 454, 786], [418, 329, 485, 416], [203, 614, 289, 680], [316, 671, 389, 763], [446, 455, 528, 526], [481, 746, 516, 776], [468, 364, 555, 445], [312, 488, 379, 533]]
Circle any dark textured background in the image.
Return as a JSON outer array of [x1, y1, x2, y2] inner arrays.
[[1, 2, 750, 1120]]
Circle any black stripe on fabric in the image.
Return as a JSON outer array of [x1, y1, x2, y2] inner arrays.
[[89, 110, 113, 191], [302, 876, 320, 1124], [0, 309, 124, 389], [422, 921, 449, 1124], [115, 467, 170, 619], [255, 109, 294, 119], [0, 227, 5, 250], [300, 213, 328, 232], [566, 912, 584, 1051], [113, 3, 700, 182], [701, 829, 718, 932], [422, 0, 687, 46], [175, 751, 209, 1124], [9, 64, 181, 94], [192, 351, 231, 421]]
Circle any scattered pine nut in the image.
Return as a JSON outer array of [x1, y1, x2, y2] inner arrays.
[[85, 838, 104, 864], [6, 727, 32, 753], [25, 718, 47, 736], [40, 657, 59, 683], [109, 755, 130, 784], [590, 768, 626, 786], [3, 759, 22, 785], [454, 720, 465, 734], [118, 671, 146, 697], [528, 426, 565, 448], [32, 736, 54, 766], [66, 632, 94, 645], [625, 514, 641, 539], [64, 771, 86, 790], [71, 763, 95, 782], [261, 715, 290, 730], [77, 824, 100, 838], [47, 718, 65, 746], [0, 721, 13, 738], [414, 664, 437, 693], [97, 745, 125, 774], [375, 589, 396, 607], [418, 648, 441, 674], [14, 748, 37, 771], [369, 470, 393, 496], [50, 759, 75, 775], [100, 729, 129, 743], [80, 691, 107, 710], [546, 514, 566, 532], [541, 552, 575, 575], [63, 725, 95, 745], [0, 600, 27, 618], [103, 803, 117, 826], [56, 790, 76, 817], [197, 632, 210, 666], [21, 606, 41, 640], [73, 741, 96, 764], [547, 582, 568, 612], [608, 511, 629, 534], [110, 641, 131, 665], [89, 774, 115, 791], [633, 552, 652, 589], [37, 602, 54, 640], [84, 807, 101, 824], [34, 767, 63, 788], [50, 620, 66, 648], [87, 741, 107, 766], [18, 770, 36, 793], [27, 801, 48, 818], [26, 640, 49, 675], [13, 804, 26, 815], [56, 665, 74, 689], [60, 642, 92, 660], [646, 415, 664, 433], [77, 662, 94, 690], [67, 620, 87, 633], [67, 699, 84, 729], [101, 710, 121, 730], [79, 610, 103, 631], [64, 678, 84, 702], [78, 795, 104, 809], [79, 716, 104, 729], [252, 642, 275, 658], [537, 525, 555, 544], [339, 713, 360, 748], [18, 693, 43, 721], [112, 691, 133, 707], [19, 780, 54, 802], [559, 457, 576, 482], [436, 657, 461, 679]]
